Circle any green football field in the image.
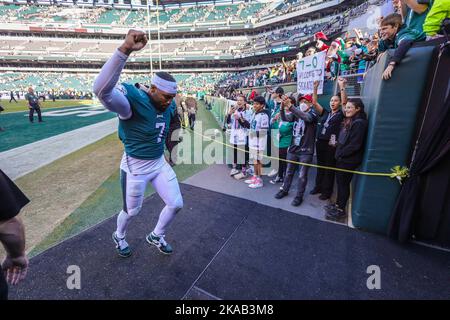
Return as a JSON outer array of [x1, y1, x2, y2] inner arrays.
[[0, 104, 116, 152], [4, 100, 225, 258], [0, 99, 94, 113]]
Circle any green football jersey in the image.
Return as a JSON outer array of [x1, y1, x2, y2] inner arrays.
[[118, 83, 175, 160]]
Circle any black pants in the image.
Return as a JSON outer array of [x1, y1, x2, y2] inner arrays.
[[165, 135, 180, 163], [188, 114, 196, 129], [233, 143, 249, 169], [29, 106, 42, 122], [335, 161, 359, 210], [282, 153, 313, 198], [263, 133, 272, 168], [277, 147, 288, 179], [314, 140, 337, 197], [0, 272, 7, 300], [9, 96, 17, 103]]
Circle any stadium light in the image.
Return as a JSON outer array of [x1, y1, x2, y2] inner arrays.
[[156, 0, 162, 70], [146, 2, 153, 76]]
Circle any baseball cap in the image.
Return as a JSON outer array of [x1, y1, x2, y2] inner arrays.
[[299, 94, 312, 103]]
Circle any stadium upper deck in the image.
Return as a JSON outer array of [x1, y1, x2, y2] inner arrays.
[[0, 0, 338, 31], [0, 0, 372, 71]]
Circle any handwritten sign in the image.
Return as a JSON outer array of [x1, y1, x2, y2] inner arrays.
[[297, 51, 326, 95]]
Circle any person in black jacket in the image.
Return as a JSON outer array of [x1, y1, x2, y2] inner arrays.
[[165, 93, 183, 166], [0, 104, 5, 132], [9, 91, 17, 103], [25, 87, 43, 123], [310, 78, 347, 200], [0, 169, 29, 300], [326, 98, 368, 221]]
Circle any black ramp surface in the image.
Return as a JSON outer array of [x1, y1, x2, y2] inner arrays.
[[195, 203, 450, 299], [10, 184, 249, 299], [10, 184, 450, 299]]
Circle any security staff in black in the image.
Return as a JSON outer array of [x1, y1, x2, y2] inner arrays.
[[9, 91, 17, 103], [25, 87, 43, 123], [310, 78, 347, 200], [275, 95, 318, 207]]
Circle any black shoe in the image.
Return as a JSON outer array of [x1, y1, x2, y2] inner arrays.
[[291, 196, 303, 207], [319, 194, 330, 200], [326, 207, 346, 221], [309, 187, 321, 195], [275, 190, 288, 199], [324, 203, 337, 212]]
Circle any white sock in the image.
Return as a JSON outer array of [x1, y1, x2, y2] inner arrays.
[[116, 210, 132, 239], [153, 205, 177, 236]]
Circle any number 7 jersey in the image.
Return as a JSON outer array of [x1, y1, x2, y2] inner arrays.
[[118, 83, 175, 160]]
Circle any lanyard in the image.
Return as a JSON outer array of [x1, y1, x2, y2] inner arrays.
[[324, 111, 339, 128]]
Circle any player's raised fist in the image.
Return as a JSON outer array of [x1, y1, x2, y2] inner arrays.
[[119, 29, 148, 56]]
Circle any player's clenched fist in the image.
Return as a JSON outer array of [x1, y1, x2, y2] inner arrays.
[[118, 29, 148, 56]]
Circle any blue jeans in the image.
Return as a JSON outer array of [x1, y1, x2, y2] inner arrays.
[[281, 152, 313, 198]]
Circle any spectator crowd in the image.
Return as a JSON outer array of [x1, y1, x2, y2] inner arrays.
[[209, 0, 448, 221]]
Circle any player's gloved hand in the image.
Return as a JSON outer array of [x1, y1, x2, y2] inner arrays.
[[119, 29, 148, 56]]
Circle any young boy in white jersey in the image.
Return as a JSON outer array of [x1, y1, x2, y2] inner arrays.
[[226, 95, 252, 178], [237, 96, 269, 188]]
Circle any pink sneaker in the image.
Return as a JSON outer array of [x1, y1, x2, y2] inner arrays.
[[249, 178, 263, 189], [245, 176, 257, 184]]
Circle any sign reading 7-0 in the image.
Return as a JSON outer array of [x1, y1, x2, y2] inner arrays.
[[297, 51, 326, 95]]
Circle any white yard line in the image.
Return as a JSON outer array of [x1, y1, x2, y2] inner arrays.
[[0, 118, 118, 180]]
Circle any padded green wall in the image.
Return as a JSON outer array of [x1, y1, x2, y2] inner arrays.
[[351, 45, 436, 234]]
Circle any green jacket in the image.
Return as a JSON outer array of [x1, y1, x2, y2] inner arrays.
[[272, 119, 294, 149], [338, 50, 350, 71], [423, 0, 449, 36], [378, 24, 425, 52], [404, 1, 433, 40]]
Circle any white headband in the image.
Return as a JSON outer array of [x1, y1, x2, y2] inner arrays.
[[151, 74, 177, 94]]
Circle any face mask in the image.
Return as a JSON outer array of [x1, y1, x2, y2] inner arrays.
[[300, 103, 308, 112]]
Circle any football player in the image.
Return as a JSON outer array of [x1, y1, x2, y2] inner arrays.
[[93, 29, 183, 257]]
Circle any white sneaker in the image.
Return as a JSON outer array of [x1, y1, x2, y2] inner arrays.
[[230, 168, 239, 176], [268, 169, 278, 178], [234, 172, 247, 180], [249, 178, 263, 188], [245, 176, 257, 184], [112, 232, 132, 258], [270, 176, 283, 184]]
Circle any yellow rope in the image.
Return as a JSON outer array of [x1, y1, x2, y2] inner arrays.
[[184, 127, 409, 183]]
